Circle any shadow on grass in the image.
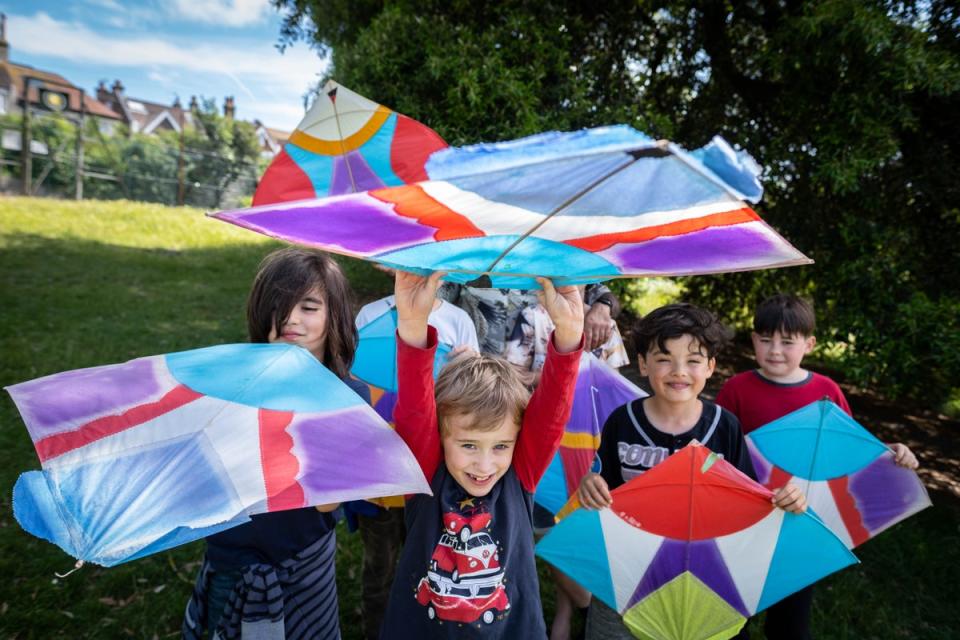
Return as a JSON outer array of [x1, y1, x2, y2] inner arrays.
[[0, 232, 393, 382]]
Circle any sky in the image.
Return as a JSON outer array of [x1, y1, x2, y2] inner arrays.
[[3, 0, 329, 131]]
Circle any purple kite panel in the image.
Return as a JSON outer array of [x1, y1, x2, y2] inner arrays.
[[215, 195, 439, 255], [599, 224, 793, 275], [7, 358, 166, 441], [629, 538, 749, 618]]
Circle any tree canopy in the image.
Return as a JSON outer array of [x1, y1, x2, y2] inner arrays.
[[273, 0, 960, 406]]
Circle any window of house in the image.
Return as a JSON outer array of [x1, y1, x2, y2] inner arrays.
[[127, 100, 148, 115]]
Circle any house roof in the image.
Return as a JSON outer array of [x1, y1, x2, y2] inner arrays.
[[1, 60, 121, 120], [265, 127, 291, 144], [123, 96, 191, 133]]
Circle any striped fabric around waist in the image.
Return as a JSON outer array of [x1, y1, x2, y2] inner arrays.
[[183, 531, 340, 640]]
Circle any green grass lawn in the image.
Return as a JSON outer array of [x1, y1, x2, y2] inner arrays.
[[1, 196, 957, 638]]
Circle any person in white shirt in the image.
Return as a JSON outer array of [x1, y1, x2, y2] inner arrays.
[[356, 294, 479, 355]]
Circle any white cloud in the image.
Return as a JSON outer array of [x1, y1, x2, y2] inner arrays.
[[147, 69, 179, 85], [105, 15, 131, 29], [169, 0, 272, 28], [8, 12, 326, 96], [239, 99, 306, 130], [78, 0, 165, 28], [84, 0, 125, 11]]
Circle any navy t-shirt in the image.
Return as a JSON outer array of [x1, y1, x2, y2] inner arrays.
[[380, 465, 545, 639], [205, 376, 370, 570]]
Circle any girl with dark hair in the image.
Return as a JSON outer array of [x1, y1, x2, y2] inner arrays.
[[183, 247, 367, 640], [246, 247, 359, 377]]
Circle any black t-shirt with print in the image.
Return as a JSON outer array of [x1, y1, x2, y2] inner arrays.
[[597, 398, 756, 490]]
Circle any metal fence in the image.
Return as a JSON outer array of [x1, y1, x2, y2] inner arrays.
[[2, 93, 261, 210]]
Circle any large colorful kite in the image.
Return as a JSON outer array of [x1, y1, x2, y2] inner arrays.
[[214, 125, 811, 289], [535, 353, 646, 519], [253, 80, 448, 205], [747, 399, 931, 549], [536, 445, 857, 640], [7, 343, 430, 567]]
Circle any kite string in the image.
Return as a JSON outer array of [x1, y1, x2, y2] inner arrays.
[[686, 446, 695, 571], [590, 385, 601, 437], [479, 147, 662, 276], [55, 560, 84, 578], [330, 93, 358, 193]]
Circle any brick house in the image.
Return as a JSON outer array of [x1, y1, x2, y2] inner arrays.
[[0, 16, 122, 136], [95, 79, 196, 135], [0, 13, 289, 159]]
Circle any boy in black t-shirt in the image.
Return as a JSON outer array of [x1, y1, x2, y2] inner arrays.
[[576, 303, 809, 640]]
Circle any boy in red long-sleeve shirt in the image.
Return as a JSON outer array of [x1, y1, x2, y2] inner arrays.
[[379, 271, 583, 639]]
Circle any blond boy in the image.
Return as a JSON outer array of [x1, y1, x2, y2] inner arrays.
[[378, 271, 583, 639]]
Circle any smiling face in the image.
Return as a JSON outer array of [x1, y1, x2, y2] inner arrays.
[[441, 413, 521, 497], [638, 334, 716, 406], [268, 285, 328, 360], [751, 330, 815, 383]]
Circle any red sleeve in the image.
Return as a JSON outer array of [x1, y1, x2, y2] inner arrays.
[[514, 333, 583, 492], [830, 382, 853, 417], [715, 379, 739, 417], [394, 326, 442, 483]]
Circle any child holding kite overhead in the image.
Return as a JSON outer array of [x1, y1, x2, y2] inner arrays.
[[380, 270, 582, 639], [716, 293, 919, 640], [353, 289, 479, 640], [439, 281, 624, 640], [576, 303, 809, 640], [183, 247, 368, 640]]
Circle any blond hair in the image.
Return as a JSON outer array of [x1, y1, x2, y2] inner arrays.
[[435, 354, 531, 434]]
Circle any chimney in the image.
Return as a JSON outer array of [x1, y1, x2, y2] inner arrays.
[[111, 79, 125, 99], [172, 96, 182, 109], [0, 14, 9, 64], [189, 95, 199, 112], [96, 80, 111, 104], [223, 96, 235, 119]]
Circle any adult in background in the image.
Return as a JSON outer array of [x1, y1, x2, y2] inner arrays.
[[439, 283, 629, 373]]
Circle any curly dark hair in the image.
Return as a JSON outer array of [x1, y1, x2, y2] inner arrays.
[[246, 248, 358, 378], [634, 303, 732, 359]]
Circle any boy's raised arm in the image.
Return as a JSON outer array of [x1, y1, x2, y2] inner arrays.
[[514, 279, 584, 492], [536, 277, 584, 355], [393, 271, 446, 480], [395, 271, 444, 349]]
